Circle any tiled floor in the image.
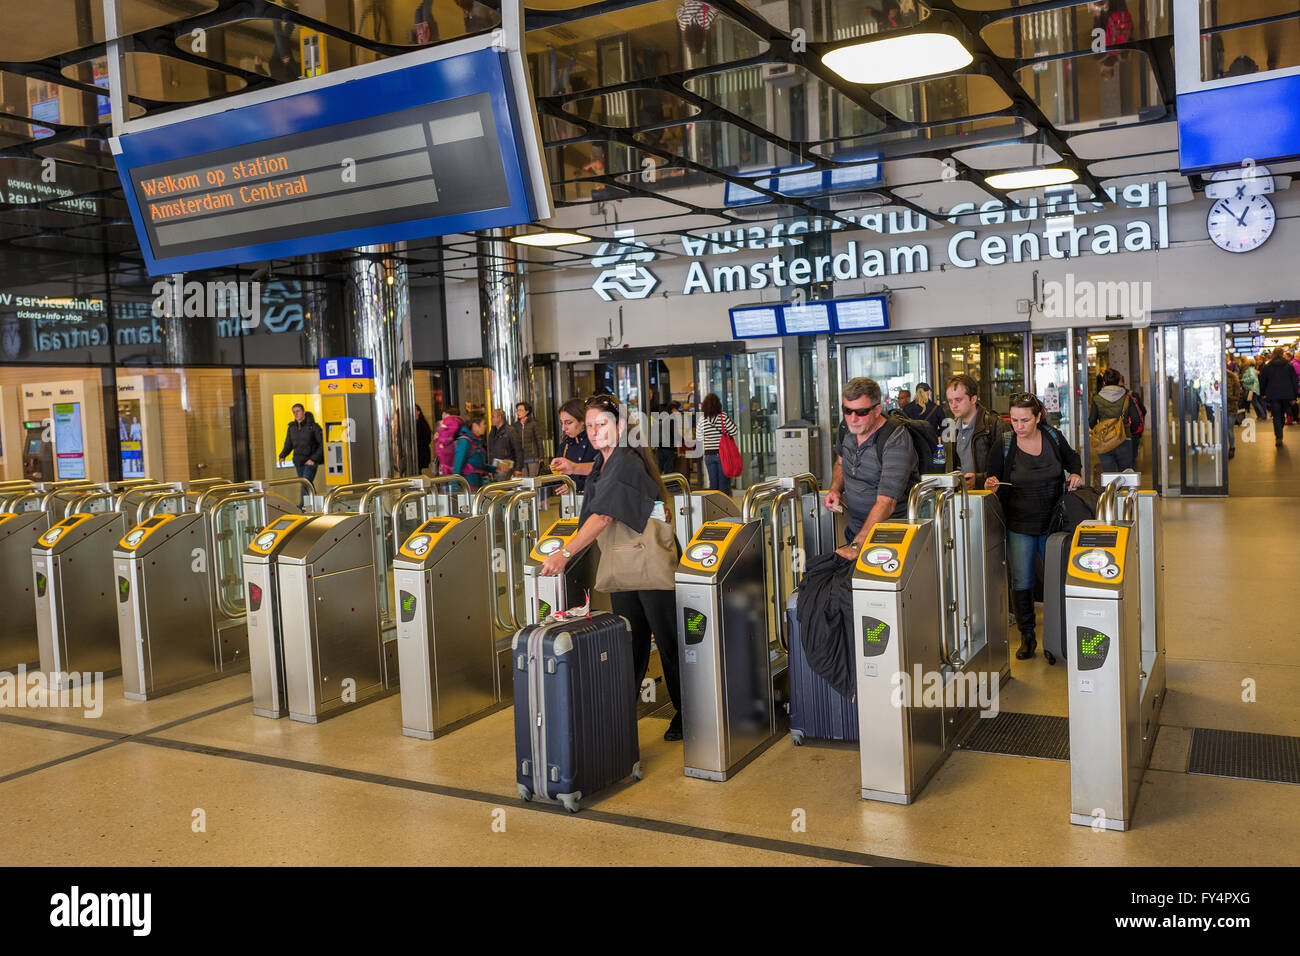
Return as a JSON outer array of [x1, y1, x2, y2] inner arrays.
[[3, 477, 1299, 866]]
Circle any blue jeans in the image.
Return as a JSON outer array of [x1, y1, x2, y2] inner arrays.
[[705, 452, 731, 495], [295, 462, 318, 484], [1007, 531, 1048, 591]]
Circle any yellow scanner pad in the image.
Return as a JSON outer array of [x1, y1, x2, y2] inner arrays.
[[679, 521, 742, 572], [247, 514, 315, 556], [1067, 525, 1129, 586], [531, 518, 580, 562], [854, 523, 919, 579], [119, 513, 178, 551], [35, 513, 96, 549], [399, 517, 461, 561]]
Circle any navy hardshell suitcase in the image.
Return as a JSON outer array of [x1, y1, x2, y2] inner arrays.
[[512, 612, 641, 812], [786, 591, 859, 745]]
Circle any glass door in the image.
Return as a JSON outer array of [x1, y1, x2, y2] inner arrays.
[[1155, 324, 1226, 495], [1031, 331, 1074, 441], [842, 342, 929, 412], [696, 351, 780, 488], [936, 333, 1026, 417]]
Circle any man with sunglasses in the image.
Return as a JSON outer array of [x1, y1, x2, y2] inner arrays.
[[824, 377, 919, 560]]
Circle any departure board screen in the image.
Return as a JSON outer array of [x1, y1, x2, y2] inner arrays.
[[833, 296, 890, 332], [780, 302, 832, 335], [729, 306, 780, 338], [113, 46, 542, 274]]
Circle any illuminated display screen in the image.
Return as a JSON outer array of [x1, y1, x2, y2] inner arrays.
[[1077, 531, 1118, 549], [870, 527, 907, 544], [832, 296, 889, 332], [779, 302, 832, 335], [729, 307, 780, 339], [1076, 626, 1110, 671], [683, 608, 708, 645]]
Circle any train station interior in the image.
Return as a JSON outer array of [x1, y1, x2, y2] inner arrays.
[[0, 0, 1297, 888]]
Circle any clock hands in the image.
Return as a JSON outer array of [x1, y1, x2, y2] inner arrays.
[[1229, 201, 1250, 228]]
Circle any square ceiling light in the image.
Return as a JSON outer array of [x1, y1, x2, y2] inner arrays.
[[822, 33, 973, 85]]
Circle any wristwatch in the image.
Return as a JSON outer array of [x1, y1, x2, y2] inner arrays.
[[560, 548, 572, 558]]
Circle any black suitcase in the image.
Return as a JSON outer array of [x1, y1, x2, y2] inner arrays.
[[1050, 487, 1099, 536], [1042, 532, 1071, 665], [786, 591, 858, 745], [512, 612, 641, 812]]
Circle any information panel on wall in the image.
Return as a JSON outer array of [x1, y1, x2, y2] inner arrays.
[[729, 306, 781, 339], [780, 302, 832, 335], [833, 296, 889, 332], [53, 402, 85, 479], [112, 42, 549, 275]]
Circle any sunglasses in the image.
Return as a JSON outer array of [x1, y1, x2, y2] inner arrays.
[[842, 404, 878, 418]]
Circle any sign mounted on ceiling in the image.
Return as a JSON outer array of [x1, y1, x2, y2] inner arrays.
[[111, 18, 551, 276]]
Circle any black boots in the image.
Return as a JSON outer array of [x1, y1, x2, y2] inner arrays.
[[1012, 589, 1038, 660]]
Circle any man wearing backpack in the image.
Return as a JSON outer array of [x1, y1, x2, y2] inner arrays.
[[824, 377, 920, 560]]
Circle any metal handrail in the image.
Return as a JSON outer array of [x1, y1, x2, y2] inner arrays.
[[3, 492, 41, 513], [526, 473, 578, 520], [661, 472, 691, 537], [144, 491, 189, 519], [322, 479, 382, 512], [113, 482, 178, 510], [390, 491, 429, 547], [931, 488, 964, 670], [68, 491, 114, 516], [767, 488, 801, 651], [500, 489, 538, 632], [358, 478, 415, 516], [264, 476, 315, 506], [194, 482, 261, 514], [40, 483, 94, 511], [741, 479, 785, 522], [424, 474, 472, 515], [207, 492, 268, 619], [472, 478, 527, 516], [907, 475, 949, 523]]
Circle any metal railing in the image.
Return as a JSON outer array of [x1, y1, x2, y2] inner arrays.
[[67, 491, 115, 516], [1097, 475, 1139, 525], [742, 479, 804, 653], [908, 473, 973, 670]]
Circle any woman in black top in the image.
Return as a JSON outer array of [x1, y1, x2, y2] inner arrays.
[[548, 397, 598, 492], [984, 393, 1083, 660], [415, 405, 433, 473], [539, 394, 684, 740]]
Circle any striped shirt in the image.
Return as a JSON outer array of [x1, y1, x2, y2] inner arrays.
[[696, 413, 737, 453]]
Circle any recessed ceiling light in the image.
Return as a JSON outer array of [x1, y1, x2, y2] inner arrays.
[[985, 168, 1079, 190], [822, 33, 973, 85], [510, 231, 591, 247]]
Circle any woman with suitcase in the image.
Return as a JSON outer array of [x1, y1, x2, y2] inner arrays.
[[539, 394, 684, 740], [984, 393, 1083, 661]]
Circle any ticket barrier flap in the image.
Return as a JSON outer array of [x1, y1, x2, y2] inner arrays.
[[277, 513, 386, 722], [1065, 523, 1144, 831], [33, 512, 126, 684], [676, 519, 778, 781], [0, 510, 48, 669], [243, 515, 316, 717], [853, 522, 946, 804], [393, 516, 500, 739]]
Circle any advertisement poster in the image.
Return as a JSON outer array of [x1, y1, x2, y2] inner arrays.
[[271, 393, 322, 469], [53, 402, 85, 479], [118, 398, 145, 478]]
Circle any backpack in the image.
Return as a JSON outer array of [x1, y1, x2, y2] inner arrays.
[[1129, 390, 1147, 437], [456, 426, 490, 479], [434, 416, 461, 475], [838, 414, 939, 484], [1090, 394, 1130, 455]]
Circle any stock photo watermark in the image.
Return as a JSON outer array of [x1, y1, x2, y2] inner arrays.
[[0, 666, 103, 718]]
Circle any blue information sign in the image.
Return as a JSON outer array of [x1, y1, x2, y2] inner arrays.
[[113, 45, 545, 275]]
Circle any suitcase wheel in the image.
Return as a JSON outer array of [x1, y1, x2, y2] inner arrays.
[[791, 730, 805, 746], [558, 793, 581, 814], [631, 761, 643, 782], [517, 784, 532, 802], [1044, 650, 1057, 666]]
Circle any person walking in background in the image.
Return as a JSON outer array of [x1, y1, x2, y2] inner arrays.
[[513, 402, 543, 476], [942, 373, 1007, 488], [549, 397, 599, 492], [488, 408, 523, 479], [1260, 347, 1300, 447], [278, 403, 324, 484], [895, 388, 911, 413], [415, 405, 433, 475], [656, 400, 682, 477], [903, 383, 943, 430], [1088, 369, 1142, 472], [452, 414, 492, 488], [696, 392, 739, 494], [984, 393, 1083, 660], [434, 405, 464, 476], [1224, 365, 1242, 459], [1241, 359, 1264, 419]]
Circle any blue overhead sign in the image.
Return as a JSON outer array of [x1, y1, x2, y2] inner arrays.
[[729, 294, 890, 339], [113, 44, 546, 275]]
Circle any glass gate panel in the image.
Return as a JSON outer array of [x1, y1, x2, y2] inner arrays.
[[1181, 325, 1227, 493], [842, 342, 929, 411], [737, 351, 779, 486], [1031, 332, 1072, 440]]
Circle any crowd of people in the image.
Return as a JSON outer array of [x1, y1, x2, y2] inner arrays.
[[1226, 347, 1300, 448]]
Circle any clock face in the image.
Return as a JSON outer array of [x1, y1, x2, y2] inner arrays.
[[1207, 195, 1275, 253], [1205, 164, 1274, 199]]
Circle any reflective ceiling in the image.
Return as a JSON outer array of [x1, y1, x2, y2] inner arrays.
[[0, 0, 1294, 286]]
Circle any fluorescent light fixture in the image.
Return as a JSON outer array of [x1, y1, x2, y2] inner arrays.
[[822, 33, 973, 85], [509, 231, 591, 247], [985, 168, 1079, 190]]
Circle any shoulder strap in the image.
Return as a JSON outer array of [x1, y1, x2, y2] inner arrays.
[[1002, 430, 1013, 455], [873, 417, 900, 466]]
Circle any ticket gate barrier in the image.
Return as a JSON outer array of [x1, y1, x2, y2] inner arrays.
[[33, 510, 128, 685], [675, 518, 786, 780], [113, 488, 272, 700], [852, 521, 946, 804], [243, 514, 317, 718], [660, 472, 739, 551], [277, 512, 389, 722], [392, 515, 503, 738], [1064, 474, 1165, 832], [522, 518, 607, 623], [0, 508, 47, 669]]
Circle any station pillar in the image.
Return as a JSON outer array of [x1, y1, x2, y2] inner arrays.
[[345, 245, 417, 478], [477, 229, 533, 419]]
